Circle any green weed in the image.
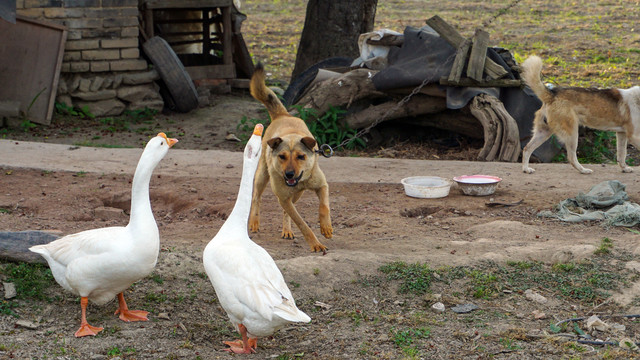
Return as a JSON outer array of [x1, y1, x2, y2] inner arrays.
[[379, 261, 433, 295], [235, 106, 366, 150], [0, 262, 54, 301], [594, 237, 613, 255]]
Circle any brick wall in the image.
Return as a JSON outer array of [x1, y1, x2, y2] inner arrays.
[[16, 0, 163, 117]]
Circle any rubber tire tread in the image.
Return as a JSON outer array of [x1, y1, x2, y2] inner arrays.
[[142, 36, 199, 113]]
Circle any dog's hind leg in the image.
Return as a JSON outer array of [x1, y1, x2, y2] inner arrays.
[[249, 161, 270, 233], [522, 110, 552, 174], [563, 129, 593, 174], [616, 132, 633, 172], [281, 191, 304, 239]]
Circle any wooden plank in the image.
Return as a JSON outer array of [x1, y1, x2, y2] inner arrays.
[[222, 6, 233, 66], [185, 64, 235, 80], [0, 16, 67, 125], [448, 39, 471, 83], [144, 0, 232, 9], [467, 29, 489, 81], [439, 77, 522, 87], [425, 15, 465, 47], [426, 15, 509, 79]]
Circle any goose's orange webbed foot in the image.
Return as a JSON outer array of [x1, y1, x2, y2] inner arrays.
[[114, 292, 149, 322], [75, 323, 103, 337]]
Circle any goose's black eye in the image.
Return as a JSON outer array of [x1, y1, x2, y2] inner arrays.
[[161, 141, 164, 146], [297, 154, 305, 160]]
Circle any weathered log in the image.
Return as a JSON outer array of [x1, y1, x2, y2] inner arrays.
[[343, 95, 447, 129], [440, 77, 522, 88], [295, 68, 386, 114], [0, 231, 60, 264], [469, 94, 520, 162]]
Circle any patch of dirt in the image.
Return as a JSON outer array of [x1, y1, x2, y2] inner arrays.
[[2, 157, 640, 358]]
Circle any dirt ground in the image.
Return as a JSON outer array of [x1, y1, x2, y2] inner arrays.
[[1, 0, 640, 359], [4, 111, 640, 359]]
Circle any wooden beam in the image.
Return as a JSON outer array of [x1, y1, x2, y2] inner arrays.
[[426, 15, 509, 79], [439, 77, 522, 87], [467, 29, 489, 81], [144, 0, 233, 9], [448, 39, 471, 83]]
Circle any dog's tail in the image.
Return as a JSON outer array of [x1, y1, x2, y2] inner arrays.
[[521, 55, 554, 104], [250, 63, 289, 122]]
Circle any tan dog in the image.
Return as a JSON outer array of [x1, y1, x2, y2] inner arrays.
[[521, 55, 640, 174], [248, 63, 332, 253]]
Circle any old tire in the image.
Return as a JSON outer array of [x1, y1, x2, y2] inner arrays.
[[283, 57, 353, 107], [142, 36, 198, 113]]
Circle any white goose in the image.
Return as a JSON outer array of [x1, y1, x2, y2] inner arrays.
[[30, 132, 178, 337], [203, 124, 311, 354]]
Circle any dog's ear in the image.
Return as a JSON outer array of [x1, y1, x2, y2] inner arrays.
[[301, 137, 317, 151], [267, 137, 283, 149]]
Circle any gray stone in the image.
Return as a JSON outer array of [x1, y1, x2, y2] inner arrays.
[[90, 76, 105, 92], [15, 320, 38, 330], [69, 74, 82, 93], [78, 78, 91, 92], [76, 99, 125, 117], [451, 303, 479, 313], [72, 89, 117, 101], [121, 70, 160, 85], [116, 85, 160, 103], [3, 282, 16, 299], [103, 76, 114, 89], [57, 78, 68, 95], [113, 74, 124, 89]]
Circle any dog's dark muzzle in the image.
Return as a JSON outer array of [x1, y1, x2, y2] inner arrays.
[[284, 171, 303, 187]]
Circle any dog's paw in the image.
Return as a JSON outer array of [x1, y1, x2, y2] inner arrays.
[[281, 230, 295, 239], [523, 167, 536, 174], [249, 219, 260, 233], [321, 225, 333, 239], [310, 242, 328, 253], [580, 168, 594, 174], [622, 166, 634, 173]]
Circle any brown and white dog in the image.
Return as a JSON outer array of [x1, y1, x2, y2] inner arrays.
[[248, 63, 332, 253], [521, 55, 640, 174]]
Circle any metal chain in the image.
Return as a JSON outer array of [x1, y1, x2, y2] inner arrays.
[[317, 0, 524, 157]]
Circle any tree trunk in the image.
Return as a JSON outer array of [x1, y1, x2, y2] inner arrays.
[[292, 0, 377, 79]]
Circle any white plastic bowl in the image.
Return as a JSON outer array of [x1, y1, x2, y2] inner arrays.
[[453, 175, 502, 196], [400, 176, 451, 199]]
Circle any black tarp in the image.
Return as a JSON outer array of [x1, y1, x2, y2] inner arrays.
[[0, 1, 16, 24], [372, 26, 559, 162]]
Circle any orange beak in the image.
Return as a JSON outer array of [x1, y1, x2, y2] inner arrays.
[[253, 124, 264, 136], [157, 132, 179, 148]]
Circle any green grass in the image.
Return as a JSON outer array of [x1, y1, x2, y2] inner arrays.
[[594, 237, 614, 256], [0, 262, 54, 301], [376, 258, 627, 304], [235, 105, 366, 150], [378, 261, 433, 295]]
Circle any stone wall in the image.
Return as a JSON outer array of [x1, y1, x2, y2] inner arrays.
[[16, 0, 164, 117]]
